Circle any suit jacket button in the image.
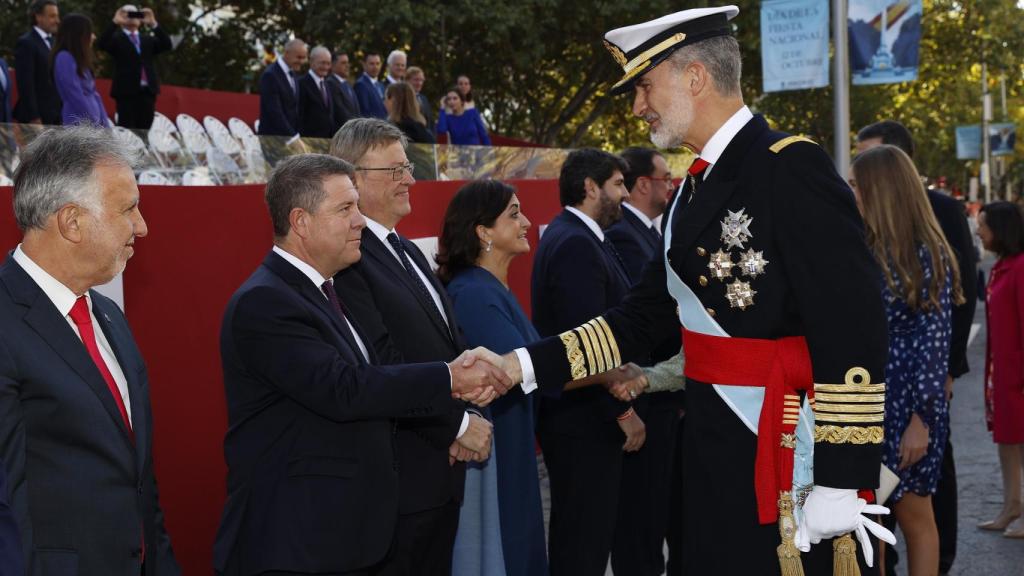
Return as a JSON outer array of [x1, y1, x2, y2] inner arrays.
[[706, 307, 716, 318], [137, 484, 143, 495], [698, 275, 708, 287], [696, 247, 707, 257]]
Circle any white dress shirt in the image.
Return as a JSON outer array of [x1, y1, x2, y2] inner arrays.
[[34, 26, 51, 48], [622, 201, 656, 232], [13, 245, 132, 424], [565, 206, 606, 242], [272, 245, 370, 363], [695, 105, 754, 180], [277, 57, 296, 92]]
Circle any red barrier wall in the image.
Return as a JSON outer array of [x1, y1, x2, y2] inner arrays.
[[0, 179, 560, 574]]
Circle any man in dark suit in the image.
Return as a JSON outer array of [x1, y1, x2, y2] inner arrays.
[[0, 462, 24, 576], [606, 146, 685, 576], [258, 39, 307, 137], [97, 6, 173, 129], [12, 0, 62, 125], [297, 46, 335, 138], [531, 148, 645, 576], [0, 126, 179, 575], [213, 153, 507, 576], [331, 119, 493, 575], [328, 51, 360, 130], [857, 120, 978, 576], [0, 58, 12, 123], [354, 52, 388, 119]]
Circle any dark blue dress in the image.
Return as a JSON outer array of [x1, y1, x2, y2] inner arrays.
[[880, 245, 951, 502], [436, 108, 492, 146], [448, 266, 548, 576]]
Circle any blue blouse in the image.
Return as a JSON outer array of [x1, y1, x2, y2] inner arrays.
[[437, 108, 491, 146], [447, 266, 547, 576]]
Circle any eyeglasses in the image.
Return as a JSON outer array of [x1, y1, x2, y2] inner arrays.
[[356, 162, 415, 181]]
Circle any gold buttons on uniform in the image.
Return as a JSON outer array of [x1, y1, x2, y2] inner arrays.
[[698, 275, 708, 287], [696, 247, 707, 257], [706, 307, 716, 317]]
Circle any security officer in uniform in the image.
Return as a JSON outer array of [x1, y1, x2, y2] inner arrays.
[[488, 6, 898, 575]]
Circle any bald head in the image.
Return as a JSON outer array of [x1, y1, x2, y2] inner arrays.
[[282, 39, 309, 72]]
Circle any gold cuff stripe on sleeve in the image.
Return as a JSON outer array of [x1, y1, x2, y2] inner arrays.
[[578, 324, 603, 375], [559, 331, 587, 381], [594, 317, 621, 367], [585, 320, 614, 371], [813, 392, 885, 403], [582, 322, 609, 374], [814, 383, 886, 393], [814, 402, 885, 414], [814, 412, 884, 424], [814, 425, 884, 444]]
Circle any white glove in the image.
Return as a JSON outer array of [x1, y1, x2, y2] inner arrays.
[[794, 486, 896, 568]]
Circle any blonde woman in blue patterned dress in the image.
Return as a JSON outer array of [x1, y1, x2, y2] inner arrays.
[[849, 145, 964, 576]]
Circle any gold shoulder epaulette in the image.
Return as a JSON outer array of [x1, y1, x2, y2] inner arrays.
[[769, 135, 817, 154]]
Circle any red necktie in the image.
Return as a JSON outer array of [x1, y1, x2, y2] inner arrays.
[[688, 157, 710, 177], [69, 296, 134, 441]]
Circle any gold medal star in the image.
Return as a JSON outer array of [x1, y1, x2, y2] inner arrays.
[[708, 249, 734, 281], [725, 278, 756, 309], [738, 249, 769, 278]]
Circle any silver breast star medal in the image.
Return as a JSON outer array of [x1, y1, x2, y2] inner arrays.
[[725, 278, 757, 309], [720, 208, 753, 250], [708, 249, 734, 280], [738, 249, 769, 278]]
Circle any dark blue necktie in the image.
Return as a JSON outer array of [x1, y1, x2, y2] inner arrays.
[[385, 233, 451, 336], [602, 237, 630, 284]]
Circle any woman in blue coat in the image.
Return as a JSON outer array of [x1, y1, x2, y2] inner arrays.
[[51, 14, 108, 127], [437, 88, 491, 146], [438, 180, 547, 576]]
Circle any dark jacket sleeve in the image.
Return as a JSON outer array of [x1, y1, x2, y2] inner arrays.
[[929, 194, 977, 379], [151, 26, 173, 55], [0, 460, 24, 576], [772, 142, 887, 490], [258, 70, 293, 136], [229, 286, 453, 422], [96, 23, 121, 56], [12, 37, 38, 121]]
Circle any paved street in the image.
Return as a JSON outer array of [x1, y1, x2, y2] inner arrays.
[[540, 258, 1024, 575]]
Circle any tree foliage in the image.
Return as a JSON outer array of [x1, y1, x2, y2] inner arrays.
[[0, 0, 1020, 190]]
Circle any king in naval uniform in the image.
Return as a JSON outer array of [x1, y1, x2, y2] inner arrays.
[[490, 5, 898, 575]]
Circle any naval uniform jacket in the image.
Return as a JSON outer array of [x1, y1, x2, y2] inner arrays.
[[523, 114, 888, 572]]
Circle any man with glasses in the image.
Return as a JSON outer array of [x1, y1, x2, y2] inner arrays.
[[330, 118, 489, 575], [605, 146, 686, 576]]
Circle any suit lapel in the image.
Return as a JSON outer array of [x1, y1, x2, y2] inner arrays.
[[262, 252, 364, 365], [362, 231, 454, 344], [671, 115, 768, 255], [400, 235, 457, 345], [2, 259, 137, 449], [563, 211, 631, 288], [624, 208, 659, 253], [92, 295, 147, 472]]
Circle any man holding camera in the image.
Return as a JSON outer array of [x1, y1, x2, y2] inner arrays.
[[97, 5, 173, 130]]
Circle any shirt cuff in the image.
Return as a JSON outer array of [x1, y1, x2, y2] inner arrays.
[[456, 412, 469, 439], [514, 347, 538, 394]]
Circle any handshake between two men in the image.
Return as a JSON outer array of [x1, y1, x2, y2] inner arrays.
[[445, 347, 651, 461]]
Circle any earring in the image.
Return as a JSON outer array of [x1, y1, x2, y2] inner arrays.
[[486, 240, 493, 252]]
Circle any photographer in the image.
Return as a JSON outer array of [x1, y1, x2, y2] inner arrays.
[[97, 5, 172, 129]]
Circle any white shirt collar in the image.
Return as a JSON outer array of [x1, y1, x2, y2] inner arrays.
[[698, 105, 754, 177], [621, 201, 654, 229], [121, 27, 139, 36], [363, 217, 394, 245], [272, 245, 327, 292], [386, 74, 401, 84], [308, 70, 325, 83], [333, 73, 348, 85], [34, 26, 51, 42], [13, 244, 83, 317], [277, 58, 293, 80], [363, 72, 378, 85], [565, 206, 605, 242]]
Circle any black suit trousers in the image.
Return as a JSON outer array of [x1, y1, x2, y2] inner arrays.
[[376, 500, 460, 576], [540, 430, 624, 576], [116, 90, 157, 129], [611, 400, 682, 576]]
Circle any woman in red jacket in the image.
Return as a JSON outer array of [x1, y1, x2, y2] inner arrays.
[[977, 201, 1024, 538]]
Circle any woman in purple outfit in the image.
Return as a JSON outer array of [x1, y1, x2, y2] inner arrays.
[[52, 14, 108, 127]]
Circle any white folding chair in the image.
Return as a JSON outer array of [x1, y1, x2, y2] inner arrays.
[[182, 169, 216, 186], [203, 116, 242, 156], [137, 170, 172, 185], [151, 112, 178, 135], [113, 126, 148, 156]]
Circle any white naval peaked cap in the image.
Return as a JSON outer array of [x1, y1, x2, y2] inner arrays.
[[603, 5, 739, 95]]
